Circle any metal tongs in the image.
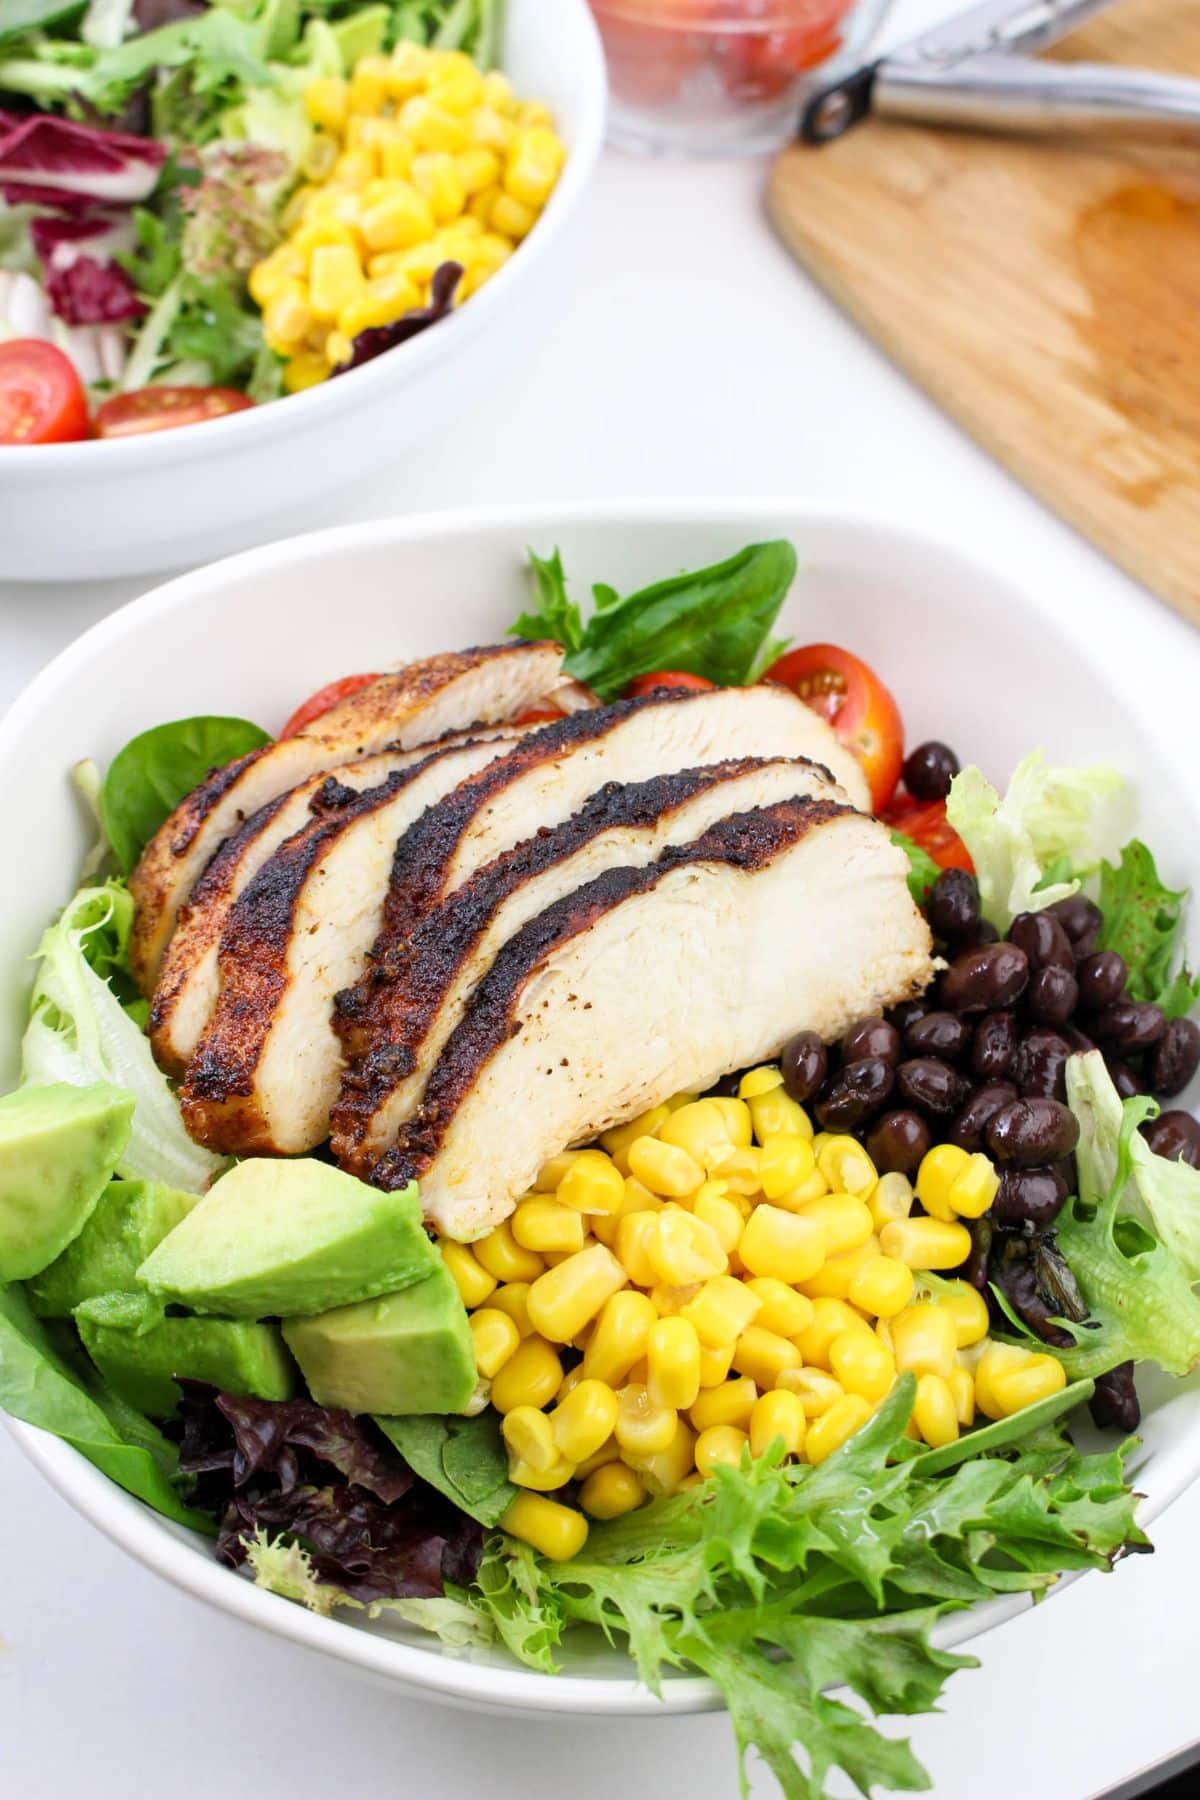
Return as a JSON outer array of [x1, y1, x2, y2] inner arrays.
[[799, 0, 1200, 146]]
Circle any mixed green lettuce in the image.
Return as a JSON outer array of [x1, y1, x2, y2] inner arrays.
[[1096, 840, 1200, 1018]]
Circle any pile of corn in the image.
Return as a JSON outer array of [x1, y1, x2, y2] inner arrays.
[[441, 1064, 1068, 1563], [248, 43, 566, 392]]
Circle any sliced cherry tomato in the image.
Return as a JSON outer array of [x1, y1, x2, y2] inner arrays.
[[0, 340, 89, 445], [716, 1, 850, 101], [592, 0, 710, 106], [280, 673, 381, 738], [94, 385, 253, 439], [764, 643, 903, 813], [884, 797, 974, 873], [512, 704, 568, 724], [625, 670, 717, 698]]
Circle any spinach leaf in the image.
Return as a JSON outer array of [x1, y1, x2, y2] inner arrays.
[[891, 830, 939, 905], [375, 1409, 515, 1526], [1097, 839, 1200, 1017], [102, 715, 271, 875], [511, 540, 798, 702]]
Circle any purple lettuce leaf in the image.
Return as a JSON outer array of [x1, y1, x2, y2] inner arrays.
[[0, 112, 165, 212], [31, 211, 145, 323]]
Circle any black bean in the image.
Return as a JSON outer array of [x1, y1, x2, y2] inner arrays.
[[962, 919, 1000, 949], [813, 1056, 894, 1131], [781, 1031, 827, 1103], [1090, 1001, 1167, 1055], [902, 740, 960, 802], [889, 998, 930, 1035], [993, 1164, 1068, 1228], [842, 1017, 902, 1067], [971, 1010, 1019, 1080], [1076, 950, 1127, 1011], [940, 942, 1029, 1014], [1142, 1110, 1200, 1168], [1105, 1057, 1146, 1100], [946, 1081, 1019, 1151], [1015, 1028, 1071, 1100], [1060, 1023, 1097, 1056], [1089, 1363, 1141, 1432], [905, 1010, 971, 1061], [866, 1109, 931, 1177], [1047, 894, 1103, 955], [925, 868, 980, 944], [963, 1215, 994, 1291], [1148, 1017, 1200, 1098], [1009, 910, 1074, 973], [709, 1069, 747, 1098], [1028, 964, 1079, 1027], [987, 1096, 1080, 1165], [895, 1057, 969, 1118]]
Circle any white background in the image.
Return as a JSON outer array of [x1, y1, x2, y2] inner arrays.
[[5, 3, 1200, 1795]]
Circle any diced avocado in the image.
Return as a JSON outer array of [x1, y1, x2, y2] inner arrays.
[[138, 1159, 436, 1319], [0, 1081, 134, 1281], [76, 1310, 296, 1418], [282, 1260, 474, 1415], [29, 1178, 198, 1317]]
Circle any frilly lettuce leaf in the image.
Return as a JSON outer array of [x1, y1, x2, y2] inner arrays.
[[243, 1530, 490, 1646], [946, 752, 1127, 930], [1096, 840, 1200, 1018]]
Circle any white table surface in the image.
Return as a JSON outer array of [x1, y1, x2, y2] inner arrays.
[[5, 6, 1200, 1793]]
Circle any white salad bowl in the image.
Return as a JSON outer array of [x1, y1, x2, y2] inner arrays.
[[3, 499, 1200, 1718], [0, 0, 606, 585]]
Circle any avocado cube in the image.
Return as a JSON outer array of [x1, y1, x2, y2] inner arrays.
[[282, 1260, 474, 1416], [0, 1081, 134, 1281], [29, 1178, 198, 1317], [139, 1158, 436, 1319], [77, 1311, 296, 1418]]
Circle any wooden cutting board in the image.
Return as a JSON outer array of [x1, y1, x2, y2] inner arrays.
[[768, 0, 1200, 626]]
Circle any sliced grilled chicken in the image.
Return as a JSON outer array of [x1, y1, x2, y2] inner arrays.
[[368, 798, 934, 1240], [127, 641, 563, 993], [178, 736, 524, 1157], [148, 723, 533, 1076], [332, 684, 869, 1127], [334, 757, 838, 1172]]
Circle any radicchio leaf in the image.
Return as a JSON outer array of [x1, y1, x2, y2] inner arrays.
[[32, 212, 144, 323], [0, 113, 164, 212], [332, 260, 462, 376]]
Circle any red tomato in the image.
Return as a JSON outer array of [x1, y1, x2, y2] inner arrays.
[[0, 340, 89, 445], [764, 643, 904, 812], [280, 673, 381, 738], [512, 705, 568, 724], [94, 385, 253, 439], [625, 671, 717, 698], [591, 0, 709, 106], [716, 0, 850, 101], [885, 797, 974, 873]]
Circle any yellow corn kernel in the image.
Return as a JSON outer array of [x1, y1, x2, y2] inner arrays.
[[749, 1090, 813, 1150], [705, 1096, 753, 1143], [614, 1383, 677, 1456], [627, 1135, 704, 1199], [440, 1240, 496, 1309], [934, 1279, 990, 1347], [551, 1378, 620, 1464], [348, 55, 390, 115], [757, 1132, 815, 1201], [469, 1306, 520, 1379], [829, 1329, 895, 1404], [695, 1424, 748, 1475], [916, 1144, 973, 1222], [801, 1238, 881, 1302], [322, 330, 353, 370], [731, 1325, 801, 1390], [501, 1491, 587, 1560], [739, 1205, 825, 1283], [891, 1303, 959, 1382], [470, 107, 516, 155], [848, 1253, 915, 1320], [879, 1216, 973, 1271], [800, 1193, 874, 1257], [505, 138, 561, 210], [692, 1187, 743, 1256], [512, 1198, 586, 1256], [281, 352, 327, 393], [776, 1365, 845, 1416], [948, 1365, 976, 1426], [292, 218, 356, 261], [333, 146, 377, 188], [739, 1064, 783, 1101], [375, 135, 412, 182], [647, 1206, 728, 1285], [624, 1416, 696, 1496], [913, 1373, 960, 1448], [648, 1281, 701, 1317], [579, 1461, 645, 1520], [249, 244, 305, 304], [263, 282, 313, 346], [743, 1278, 813, 1339], [527, 1243, 627, 1344], [657, 1099, 732, 1169], [875, 1316, 895, 1354], [411, 149, 466, 223], [490, 1335, 562, 1414], [490, 191, 536, 240], [308, 243, 365, 321], [806, 1392, 874, 1464], [575, 1436, 621, 1479], [502, 1404, 558, 1473], [507, 1458, 572, 1491], [601, 1104, 670, 1172], [583, 1290, 656, 1386], [706, 1145, 762, 1196], [475, 1220, 545, 1285], [387, 40, 430, 99], [698, 1339, 736, 1387], [680, 1274, 761, 1348], [556, 1148, 626, 1217], [428, 68, 484, 119], [646, 1315, 702, 1410], [306, 76, 348, 133], [817, 1136, 878, 1199], [869, 1172, 914, 1232], [517, 98, 555, 129], [555, 1364, 584, 1404], [978, 1346, 1066, 1419], [796, 1296, 874, 1369], [750, 1389, 807, 1459], [536, 1152, 580, 1192], [357, 185, 436, 253], [690, 1376, 758, 1433], [490, 1281, 534, 1338], [614, 1210, 659, 1287], [481, 67, 517, 113], [300, 133, 339, 185], [400, 96, 469, 152], [948, 1152, 1000, 1220]]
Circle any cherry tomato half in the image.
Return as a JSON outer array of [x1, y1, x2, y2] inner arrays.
[[764, 643, 903, 812], [94, 385, 254, 439], [512, 705, 568, 724], [280, 673, 381, 738], [625, 671, 717, 698], [884, 797, 974, 873], [716, 1, 850, 102], [0, 340, 89, 445]]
